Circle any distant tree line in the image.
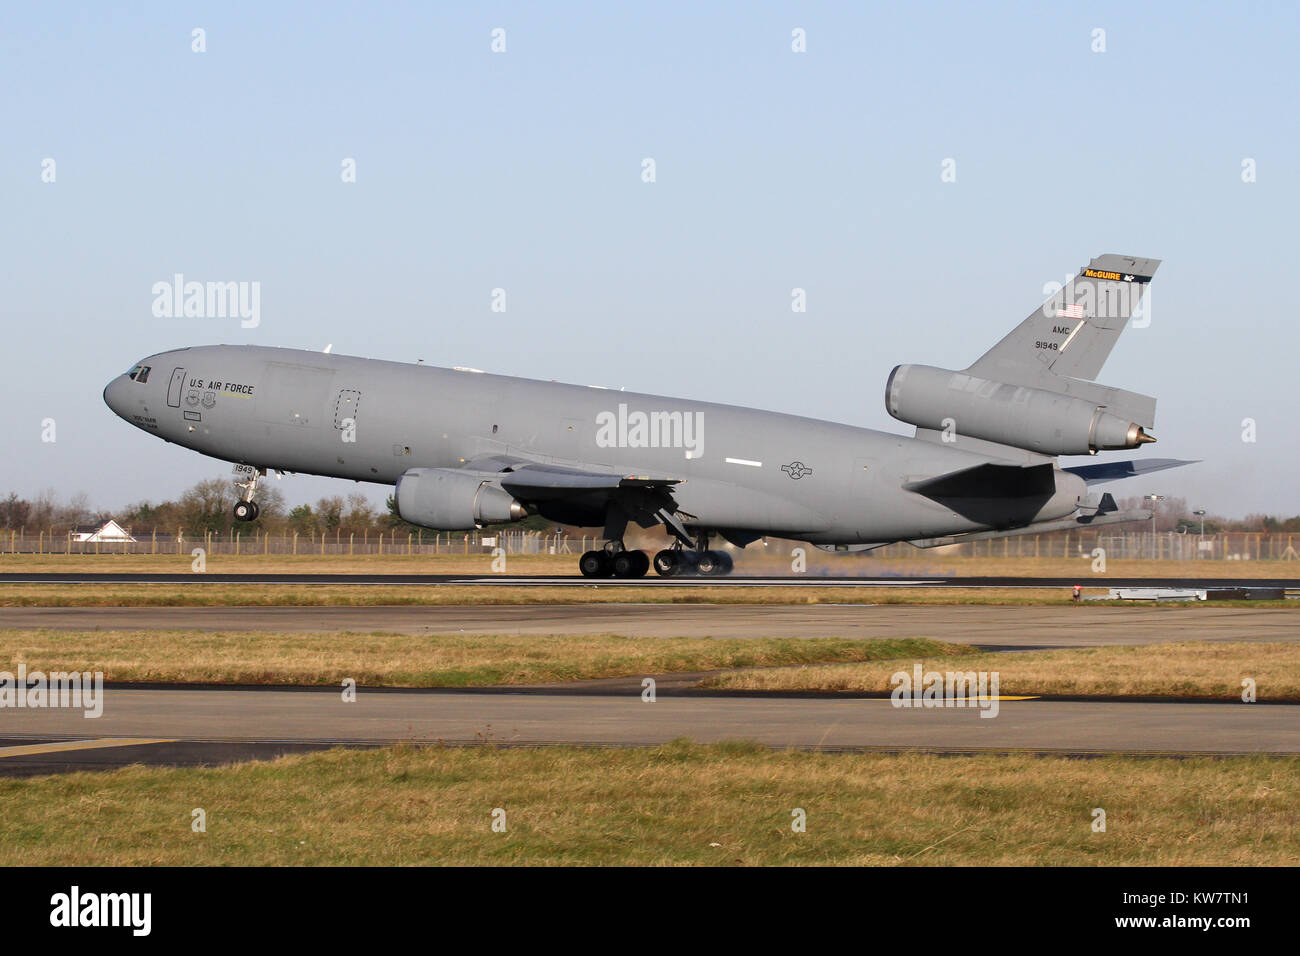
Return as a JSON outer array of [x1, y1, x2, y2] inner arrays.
[[0, 478, 555, 537], [1115, 495, 1300, 534]]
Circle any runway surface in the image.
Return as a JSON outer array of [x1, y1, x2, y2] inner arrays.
[[3, 603, 1297, 648], [2, 684, 1297, 776], [3, 571, 1300, 589]]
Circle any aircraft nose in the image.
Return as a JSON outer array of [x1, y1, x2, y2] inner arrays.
[[103, 376, 129, 418]]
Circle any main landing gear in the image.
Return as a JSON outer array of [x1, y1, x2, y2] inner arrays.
[[650, 532, 733, 578], [232, 467, 264, 522], [577, 501, 734, 578], [578, 534, 733, 578], [578, 542, 650, 578]]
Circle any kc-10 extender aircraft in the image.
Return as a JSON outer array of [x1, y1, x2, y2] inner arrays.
[[105, 254, 1193, 577]]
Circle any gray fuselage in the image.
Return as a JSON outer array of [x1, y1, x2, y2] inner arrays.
[[103, 345, 1084, 544]]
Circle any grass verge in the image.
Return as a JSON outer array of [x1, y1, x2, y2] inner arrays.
[[2, 552, 1295, 579], [2, 741, 1297, 865], [6, 583, 1292, 607], [0, 630, 974, 687], [703, 641, 1300, 700]]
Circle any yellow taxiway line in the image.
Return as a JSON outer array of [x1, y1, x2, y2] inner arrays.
[[0, 738, 176, 758]]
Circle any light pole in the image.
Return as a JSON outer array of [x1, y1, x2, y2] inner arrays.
[[1144, 494, 1165, 560], [1193, 509, 1207, 559]]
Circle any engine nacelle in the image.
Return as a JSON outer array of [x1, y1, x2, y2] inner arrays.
[[395, 468, 526, 530], [885, 364, 1154, 456]]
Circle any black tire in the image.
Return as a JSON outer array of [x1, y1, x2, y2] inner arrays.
[[653, 550, 680, 577], [714, 551, 733, 575], [611, 551, 639, 578], [579, 550, 611, 577], [630, 550, 650, 577], [248, 501, 260, 520], [695, 551, 718, 575], [233, 501, 255, 522]]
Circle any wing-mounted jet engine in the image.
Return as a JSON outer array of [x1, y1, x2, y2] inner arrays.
[[395, 468, 527, 530]]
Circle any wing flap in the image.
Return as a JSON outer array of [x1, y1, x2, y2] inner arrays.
[[495, 462, 681, 499]]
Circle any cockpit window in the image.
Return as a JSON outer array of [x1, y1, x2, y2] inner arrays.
[[127, 365, 151, 383]]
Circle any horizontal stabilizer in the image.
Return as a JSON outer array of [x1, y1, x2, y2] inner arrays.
[[814, 542, 891, 553], [907, 507, 1151, 549], [904, 462, 1056, 499], [1062, 458, 1198, 485]]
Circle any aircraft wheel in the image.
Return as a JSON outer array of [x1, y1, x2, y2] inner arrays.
[[694, 550, 718, 575], [611, 551, 644, 578], [579, 550, 612, 577], [713, 551, 733, 575], [233, 500, 256, 522], [653, 550, 681, 577], [630, 550, 650, 577]]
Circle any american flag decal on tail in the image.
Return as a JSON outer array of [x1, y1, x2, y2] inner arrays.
[[1056, 303, 1085, 319]]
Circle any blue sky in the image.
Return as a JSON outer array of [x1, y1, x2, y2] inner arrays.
[[3, 1, 1297, 515]]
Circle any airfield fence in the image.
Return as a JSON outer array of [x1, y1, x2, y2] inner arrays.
[[2, 528, 1297, 561]]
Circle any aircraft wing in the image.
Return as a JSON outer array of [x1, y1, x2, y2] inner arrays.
[[496, 462, 681, 498], [456, 456, 688, 534]]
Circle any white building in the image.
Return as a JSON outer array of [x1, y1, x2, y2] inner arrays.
[[70, 519, 136, 543]]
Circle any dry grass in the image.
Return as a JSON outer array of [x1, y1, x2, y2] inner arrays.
[[0, 629, 972, 687], [3, 551, 1293, 608], [704, 641, 1300, 700], [2, 741, 1297, 865], [1, 551, 1295, 579], [0, 552, 574, 575], [0, 583, 1077, 607], [6, 583, 1290, 608]]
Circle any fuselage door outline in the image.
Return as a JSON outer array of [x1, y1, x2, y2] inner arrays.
[[166, 367, 186, 408]]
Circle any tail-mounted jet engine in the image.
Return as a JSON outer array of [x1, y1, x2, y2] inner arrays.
[[395, 467, 526, 530], [885, 364, 1155, 456]]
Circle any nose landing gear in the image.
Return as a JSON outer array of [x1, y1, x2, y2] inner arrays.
[[232, 499, 260, 521], [232, 467, 265, 522]]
